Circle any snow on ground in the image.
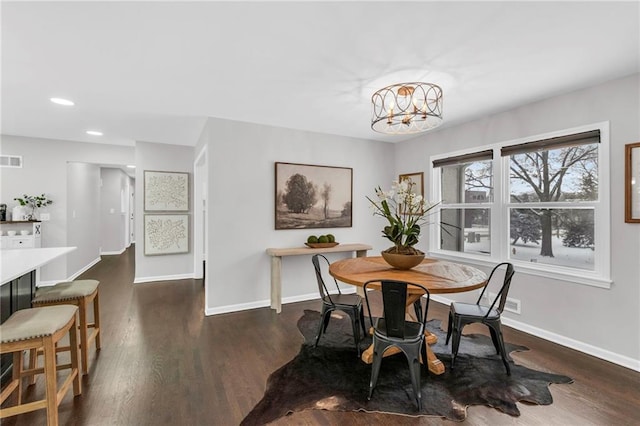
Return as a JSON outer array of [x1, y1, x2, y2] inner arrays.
[[464, 235, 594, 270]]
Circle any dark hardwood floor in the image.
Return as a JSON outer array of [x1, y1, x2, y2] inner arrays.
[[3, 245, 639, 425]]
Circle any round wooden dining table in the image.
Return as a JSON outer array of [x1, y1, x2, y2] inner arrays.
[[329, 256, 487, 375]]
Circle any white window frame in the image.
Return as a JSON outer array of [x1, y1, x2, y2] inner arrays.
[[429, 122, 611, 289]]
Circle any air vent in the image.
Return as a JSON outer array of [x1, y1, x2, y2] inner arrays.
[[0, 155, 22, 168], [478, 290, 521, 314]]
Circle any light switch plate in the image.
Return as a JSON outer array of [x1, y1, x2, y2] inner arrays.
[[40, 213, 50, 221]]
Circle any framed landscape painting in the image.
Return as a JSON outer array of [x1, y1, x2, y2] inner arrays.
[[144, 170, 189, 212], [144, 214, 189, 255], [399, 172, 425, 215], [275, 162, 352, 230]]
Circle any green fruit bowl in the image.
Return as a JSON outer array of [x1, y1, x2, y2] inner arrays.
[[305, 242, 339, 248]]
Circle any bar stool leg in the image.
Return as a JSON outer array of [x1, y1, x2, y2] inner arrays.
[[68, 318, 82, 396], [12, 351, 22, 405], [94, 291, 101, 350], [78, 300, 89, 375], [27, 348, 37, 386], [43, 336, 58, 426]]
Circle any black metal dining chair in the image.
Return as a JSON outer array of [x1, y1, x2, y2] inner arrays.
[[445, 262, 515, 375], [363, 279, 430, 410], [312, 254, 366, 357]]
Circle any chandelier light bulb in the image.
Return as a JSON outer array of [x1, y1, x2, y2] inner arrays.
[[371, 82, 443, 135]]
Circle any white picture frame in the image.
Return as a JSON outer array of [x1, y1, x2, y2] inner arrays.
[[144, 170, 189, 212], [144, 214, 189, 255]]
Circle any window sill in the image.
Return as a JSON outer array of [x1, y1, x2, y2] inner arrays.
[[427, 250, 612, 289]]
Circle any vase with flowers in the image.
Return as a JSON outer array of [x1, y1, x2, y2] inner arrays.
[[13, 194, 53, 221], [367, 179, 437, 269]]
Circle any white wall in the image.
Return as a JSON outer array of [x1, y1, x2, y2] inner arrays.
[[198, 118, 395, 314], [0, 135, 134, 281], [395, 74, 640, 367], [67, 162, 101, 277], [134, 141, 195, 282]]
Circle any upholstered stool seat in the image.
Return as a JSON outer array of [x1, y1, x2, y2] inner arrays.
[[32, 279, 101, 375], [0, 305, 81, 425]]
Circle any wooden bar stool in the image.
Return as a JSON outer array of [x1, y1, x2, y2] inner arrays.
[[0, 305, 82, 426], [32, 279, 101, 375]]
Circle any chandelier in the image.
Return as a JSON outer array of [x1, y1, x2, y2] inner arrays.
[[371, 82, 443, 134]]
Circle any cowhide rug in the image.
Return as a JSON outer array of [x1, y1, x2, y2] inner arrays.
[[241, 310, 572, 424]]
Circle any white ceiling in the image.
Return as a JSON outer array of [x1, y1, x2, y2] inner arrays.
[[2, 1, 639, 147]]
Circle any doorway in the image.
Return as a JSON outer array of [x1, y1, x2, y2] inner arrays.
[[194, 147, 208, 294]]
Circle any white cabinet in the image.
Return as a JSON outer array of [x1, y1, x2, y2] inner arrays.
[[0, 221, 42, 249]]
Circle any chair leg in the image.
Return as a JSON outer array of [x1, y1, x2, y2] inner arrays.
[[359, 307, 366, 337], [488, 326, 500, 355], [322, 309, 332, 333], [349, 309, 361, 357], [368, 338, 388, 401], [445, 310, 453, 345], [450, 318, 463, 369], [413, 299, 423, 322], [405, 344, 423, 411], [490, 323, 511, 375], [314, 307, 329, 347]]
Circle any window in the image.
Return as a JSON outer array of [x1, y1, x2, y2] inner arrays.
[[431, 124, 610, 288], [434, 150, 493, 256]]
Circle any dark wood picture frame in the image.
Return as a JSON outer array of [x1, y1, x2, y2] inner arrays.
[[399, 172, 425, 214], [275, 162, 352, 230], [625, 142, 640, 223]]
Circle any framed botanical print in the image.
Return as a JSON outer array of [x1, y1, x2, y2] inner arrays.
[[144, 170, 189, 212], [144, 214, 189, 255]]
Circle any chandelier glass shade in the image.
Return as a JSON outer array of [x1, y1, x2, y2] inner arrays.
[[371, 82, 443, 134]]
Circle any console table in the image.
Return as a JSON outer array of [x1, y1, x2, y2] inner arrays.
[[265, 243, 372, 313]]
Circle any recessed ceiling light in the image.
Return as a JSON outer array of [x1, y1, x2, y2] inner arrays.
[[126, 165, 135, 169], [50, 97, 75, 106], [86, 130, 103, 136]]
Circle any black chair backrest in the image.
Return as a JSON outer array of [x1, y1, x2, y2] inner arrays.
[[476, 262, 515, 316], [363, 279, 430, 339], [312, 254, 341, 304]]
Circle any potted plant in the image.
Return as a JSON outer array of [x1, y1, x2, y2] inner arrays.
[[367, 179, 438, 269], [13, 194, 53, 220]]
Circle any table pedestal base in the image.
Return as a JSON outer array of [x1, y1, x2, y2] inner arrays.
[[360, 294, 446, 375], [360, 331, 445, 375]]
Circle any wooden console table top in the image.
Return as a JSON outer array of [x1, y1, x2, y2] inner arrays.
[[266, 243, 372, 257], [265, 243, 372, 313]]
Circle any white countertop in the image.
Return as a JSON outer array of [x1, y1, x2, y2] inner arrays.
[[0, 247, 76, 285]]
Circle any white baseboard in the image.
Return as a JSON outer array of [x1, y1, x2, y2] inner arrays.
[[430, 295, 640, 372], [501, 316, 640, 372], [206, 299, 271, 315], [133, 273, 195, 284], [205, 292, 319, 316], [37, 256, 102, 287], [37, 280, 61, 288], [68, 256, 101, 281], [101, 247, 126, 255]]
